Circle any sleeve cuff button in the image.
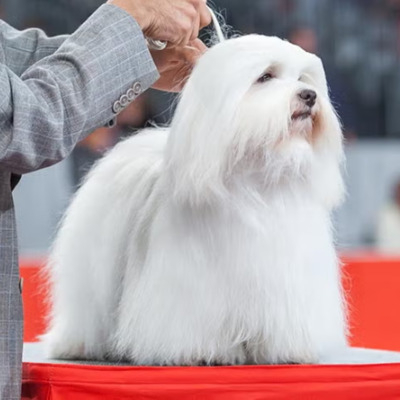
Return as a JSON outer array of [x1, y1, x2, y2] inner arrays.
[[120, 94, 129, 108], [127, 88, 136, 101], [133, 82, 142, 95], [112, 100, 123, 114]]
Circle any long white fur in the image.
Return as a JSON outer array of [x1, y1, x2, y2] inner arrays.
[[43, 35, 350, 365]]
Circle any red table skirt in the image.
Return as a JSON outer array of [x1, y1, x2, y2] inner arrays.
[[22, 362, 400, 400]]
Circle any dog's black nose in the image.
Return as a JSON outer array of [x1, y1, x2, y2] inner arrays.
[[299, 89, 317, 107]]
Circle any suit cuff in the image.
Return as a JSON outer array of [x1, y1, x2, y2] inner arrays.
[[70, 3, 159, 130]]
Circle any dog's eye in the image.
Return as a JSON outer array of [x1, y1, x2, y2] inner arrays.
[[257, 73, 273, 83]]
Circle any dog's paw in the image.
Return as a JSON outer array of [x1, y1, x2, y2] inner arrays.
[[195, 345, 247, 366], [42, 334, 85, 360]]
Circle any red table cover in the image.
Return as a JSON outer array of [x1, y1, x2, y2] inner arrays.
[[22, 361, 400, 400]]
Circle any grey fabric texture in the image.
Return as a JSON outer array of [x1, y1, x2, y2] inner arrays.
[[0, 4, 159, 398]]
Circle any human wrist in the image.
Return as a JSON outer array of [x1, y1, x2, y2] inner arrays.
[[107, 0, 151, 31]]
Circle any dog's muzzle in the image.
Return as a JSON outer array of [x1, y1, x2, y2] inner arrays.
[[298, 89, 317, 108], [292, 89, 317, 120]]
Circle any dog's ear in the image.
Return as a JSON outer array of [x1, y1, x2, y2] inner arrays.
[[165, 111, 232, 205], [164, 70, 252, 205], [308, 55, 330, 98]]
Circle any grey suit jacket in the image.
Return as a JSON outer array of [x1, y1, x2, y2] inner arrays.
[[0, 4, 159, 398]]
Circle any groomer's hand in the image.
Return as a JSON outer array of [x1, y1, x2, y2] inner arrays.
[[108, 0, 212, 47], [150, 39, 207, 92]]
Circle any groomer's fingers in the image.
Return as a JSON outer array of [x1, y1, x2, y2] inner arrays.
[[188, 38, 208, 54], [174, 39, 207, 64], [190, 12, 201, 42], [151, 39, 208, 92], [109, 0, 210, 48], [176, 41, 206, 65], [199, 2, 212, 28]]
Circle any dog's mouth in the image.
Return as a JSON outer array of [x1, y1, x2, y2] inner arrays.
[[291, 110, 312, 120]]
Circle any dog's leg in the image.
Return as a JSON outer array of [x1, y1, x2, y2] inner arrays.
[[115, 273, 248, 365], [113, 204, 251, 366]]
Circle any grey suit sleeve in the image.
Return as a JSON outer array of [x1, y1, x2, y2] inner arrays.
[[0, 20, 67, 76], [0, 4, 160, 174]]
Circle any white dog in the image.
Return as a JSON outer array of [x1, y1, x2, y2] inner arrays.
[[43, 35, 349, 365]]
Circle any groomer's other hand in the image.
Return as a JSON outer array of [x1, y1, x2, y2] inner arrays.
[[107, 0, 212, 47], [151, 39, 206, 92]]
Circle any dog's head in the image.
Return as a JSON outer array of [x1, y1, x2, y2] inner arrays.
[[166, 35, 344, 207]]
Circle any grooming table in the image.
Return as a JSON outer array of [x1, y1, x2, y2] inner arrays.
[[21, 255, 400, 399], [22, 343, 400, 400]]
